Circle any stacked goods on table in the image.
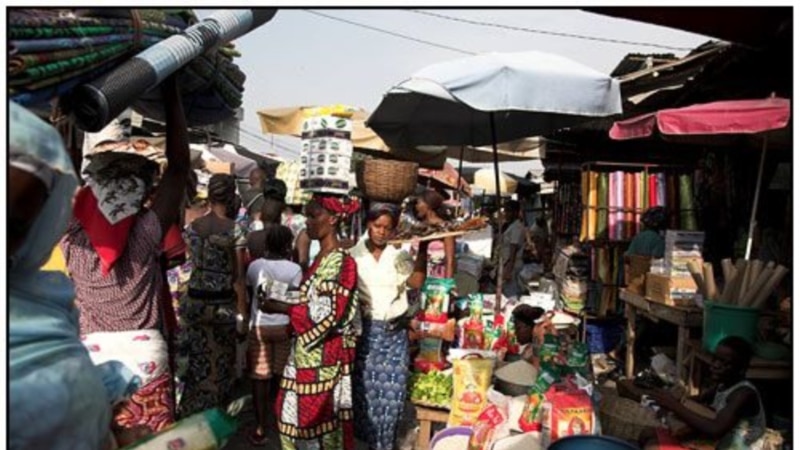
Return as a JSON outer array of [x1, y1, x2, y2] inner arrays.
[[413, 278, 457, 372], [645, 231, 704, 306], [9, 9, 250, 126], [553, 245, 589, 314], [458, 328, 594, 450], [299, 105, 355, 194]]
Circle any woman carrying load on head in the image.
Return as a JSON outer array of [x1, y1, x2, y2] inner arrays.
[[62, 76, 190, 445]]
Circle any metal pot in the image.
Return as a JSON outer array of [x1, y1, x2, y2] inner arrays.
[[493, 376, 532, 397]]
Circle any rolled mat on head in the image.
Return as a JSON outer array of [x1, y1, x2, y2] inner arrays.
[[66, 9, 277, 132], [596, 172, 609, 240]]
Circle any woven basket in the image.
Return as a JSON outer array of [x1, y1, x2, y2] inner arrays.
[[359, 159, 418, 203], [599, 394, 662, 442]]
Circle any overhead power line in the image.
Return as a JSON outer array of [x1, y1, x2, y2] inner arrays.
[[408, 9, 697, 52], [303, 10, 476, 56]]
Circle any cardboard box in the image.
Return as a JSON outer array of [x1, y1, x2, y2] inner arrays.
[[624, 255, 652, 295], [646, 273, 698, 307], [205, 160, 233, 175]]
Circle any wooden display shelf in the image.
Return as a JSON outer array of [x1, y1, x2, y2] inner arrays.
[[415, 405, 450, 450]]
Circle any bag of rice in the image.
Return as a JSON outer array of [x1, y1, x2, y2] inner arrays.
[[540, 387, 594, 447], [448, 356, 494, 427]]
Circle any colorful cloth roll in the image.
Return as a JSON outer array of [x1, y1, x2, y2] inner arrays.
[[608, 171, 617, 241], [596, 172, 609, 239], [614, 171, 625, 241], [679, 174, 698, 230], [648, 174, 657, 208], [580, 171, 589, 241], [624, 172, 635, 240], [588, 171, 598, 241]]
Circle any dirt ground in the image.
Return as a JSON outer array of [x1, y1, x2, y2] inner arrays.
[[222, 379, 421, 450]]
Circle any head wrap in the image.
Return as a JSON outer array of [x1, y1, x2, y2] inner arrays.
[[73, 151, 159, 275], [312, 194, 361, 221], [641, 206, 668, 231]]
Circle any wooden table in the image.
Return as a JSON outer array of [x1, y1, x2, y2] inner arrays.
[[415, 405, 450, 450], [686, 339, 791, 394], [620, 290, 703, 382]]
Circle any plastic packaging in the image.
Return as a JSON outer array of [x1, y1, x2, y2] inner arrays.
[[448, 357, 494, 427], [122, 408, 237, 450], [518, 367, 558, 432]]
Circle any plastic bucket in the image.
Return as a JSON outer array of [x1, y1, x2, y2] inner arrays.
[[702, 301, 760, 352], [548, 435, 638, 450]]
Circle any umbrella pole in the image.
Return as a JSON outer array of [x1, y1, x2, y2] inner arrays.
[[744, 136, 768, 260], [457, 146, 465, 214], [490, 112, 503, 312]]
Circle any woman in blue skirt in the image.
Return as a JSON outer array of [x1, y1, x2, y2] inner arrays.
[[351, 202, 429, 450]]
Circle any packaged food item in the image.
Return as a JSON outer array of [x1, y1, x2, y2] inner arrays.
[[484, 315, 507, 352], [566, 342, 589, 376], [506, 319, 519, 356], [122, 408, 236, 449], [415, 337, 447, 372], [419, 278, 455, 323], [541, 387, 594, 447], [469, 293, 484, 320], [461, 319, 485, 350], [410, 318, 456, 342], [468, 403, 506, 450], [518, 367, 558, 432], [539, 334, 560, 363], [448, 357, 494, 427]]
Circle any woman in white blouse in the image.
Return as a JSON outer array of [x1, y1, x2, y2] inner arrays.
[[351, 202, 429, 450]]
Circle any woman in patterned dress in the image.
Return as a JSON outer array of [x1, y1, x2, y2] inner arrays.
[[261, 194, 361, 450], [176, 174, 249, 417], [351, 202, 429, 450]]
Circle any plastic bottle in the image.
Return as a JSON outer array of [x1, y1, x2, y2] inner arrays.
[[122, 409, 237, 450]]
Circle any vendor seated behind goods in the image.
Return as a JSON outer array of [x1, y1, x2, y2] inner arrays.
[[511, 304, 546, 362], [643, 336, 767, 450], [626, 206, 668, 259]]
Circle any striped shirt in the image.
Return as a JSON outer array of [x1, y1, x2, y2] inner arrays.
[[62, 210, 163, 334]]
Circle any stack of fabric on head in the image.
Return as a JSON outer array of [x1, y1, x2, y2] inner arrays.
[[8, 8, 247, 126]]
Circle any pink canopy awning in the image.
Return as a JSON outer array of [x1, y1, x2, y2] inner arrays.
[[609, 97, 791, 140]]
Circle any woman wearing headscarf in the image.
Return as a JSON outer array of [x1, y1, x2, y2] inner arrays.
[[261, 194, 361, 450], [351, 202, 429, 450], [176, 173, 249, 417], [62, 77, 190, 441], [413, 190, 456, 278], [9, 102, 131, 450]]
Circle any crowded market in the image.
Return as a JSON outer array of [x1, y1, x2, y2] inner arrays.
[[7, 7, 793, 450]]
